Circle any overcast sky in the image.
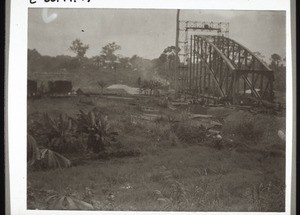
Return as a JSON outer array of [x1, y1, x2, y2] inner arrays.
[[28, 9, 286, 61]]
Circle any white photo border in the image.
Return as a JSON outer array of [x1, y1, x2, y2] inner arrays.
[[7, 0, 292, 214]]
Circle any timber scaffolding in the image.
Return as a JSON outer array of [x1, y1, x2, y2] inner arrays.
[[176, 21, 274, 106]]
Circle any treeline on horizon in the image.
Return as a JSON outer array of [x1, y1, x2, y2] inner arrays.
[[28, 39, 286, 92]]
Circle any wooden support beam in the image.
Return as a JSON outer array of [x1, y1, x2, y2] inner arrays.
[[208, 45, 212, 93], [244, 51, 248, 69], [227, 37, 230, 58], [253, 73, 260, 88], [196, 37, 199, 98], [233, 71, 237, 104], [194, 51, 226, 97], [200, 38, 203, 94], [225, 65, 229, 94], [189, 35, 192, 91], [192, 36, 196, 91], [174, 9, 180, 97], [219, 58, 223, 85], [261, 81, 270, 99], [204, 41, 207, 93], [241, 75, 262, 100], [260, 74, 264, 97], [243, 75, 246, 95]]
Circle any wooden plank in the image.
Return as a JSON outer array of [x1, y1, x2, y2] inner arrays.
[[189, 114, 213, 119]]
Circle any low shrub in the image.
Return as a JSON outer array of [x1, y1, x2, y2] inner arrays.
[[171, 122, 206, 145], [223, 111, 272, 143], [236, 121, 264, 141], [147, 122, 172, 141]]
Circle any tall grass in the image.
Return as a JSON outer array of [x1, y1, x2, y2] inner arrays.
[[28, 97, 285, 211]]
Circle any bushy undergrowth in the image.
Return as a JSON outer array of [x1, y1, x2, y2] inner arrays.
[[28, 113, 83, 153], [235, 121, 264, 141], [151, 166, 285, 211], [138, 119, 207, 148], [28, 109, 125, 172], [28, 109, 120, 154], [28, 98, 285, 211], [171, 122, 206, 145], [245, 182, 285, 211], [223, 111, 285, 146]]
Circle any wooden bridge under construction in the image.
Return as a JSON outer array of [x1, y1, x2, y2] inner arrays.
[[174, 20, 274, 105]]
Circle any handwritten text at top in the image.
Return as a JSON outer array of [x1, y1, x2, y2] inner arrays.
[[30, 0, 91, 4]]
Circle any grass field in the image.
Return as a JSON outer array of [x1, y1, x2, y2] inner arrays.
[[27, 95, 286, 211]]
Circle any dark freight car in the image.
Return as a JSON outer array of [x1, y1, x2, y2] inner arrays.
[[48, 80, 72, 95], [28, 80, 37, 97]]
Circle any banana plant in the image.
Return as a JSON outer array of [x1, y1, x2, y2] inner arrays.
[[27, 134, 71, 170], [77, 109, 118, 153], [43, 113, 83, 153], [46, 188, 93, 210], [39, 149, 71, 169], [28, 134, 41, 166]]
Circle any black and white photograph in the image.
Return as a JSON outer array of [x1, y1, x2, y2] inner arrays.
[[7, 1, 295, 213], [25, 8, 288, 212]]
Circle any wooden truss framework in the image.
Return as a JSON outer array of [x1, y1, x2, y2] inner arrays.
[[178, 21, 229, 65], [179, 35, 274, 104]]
